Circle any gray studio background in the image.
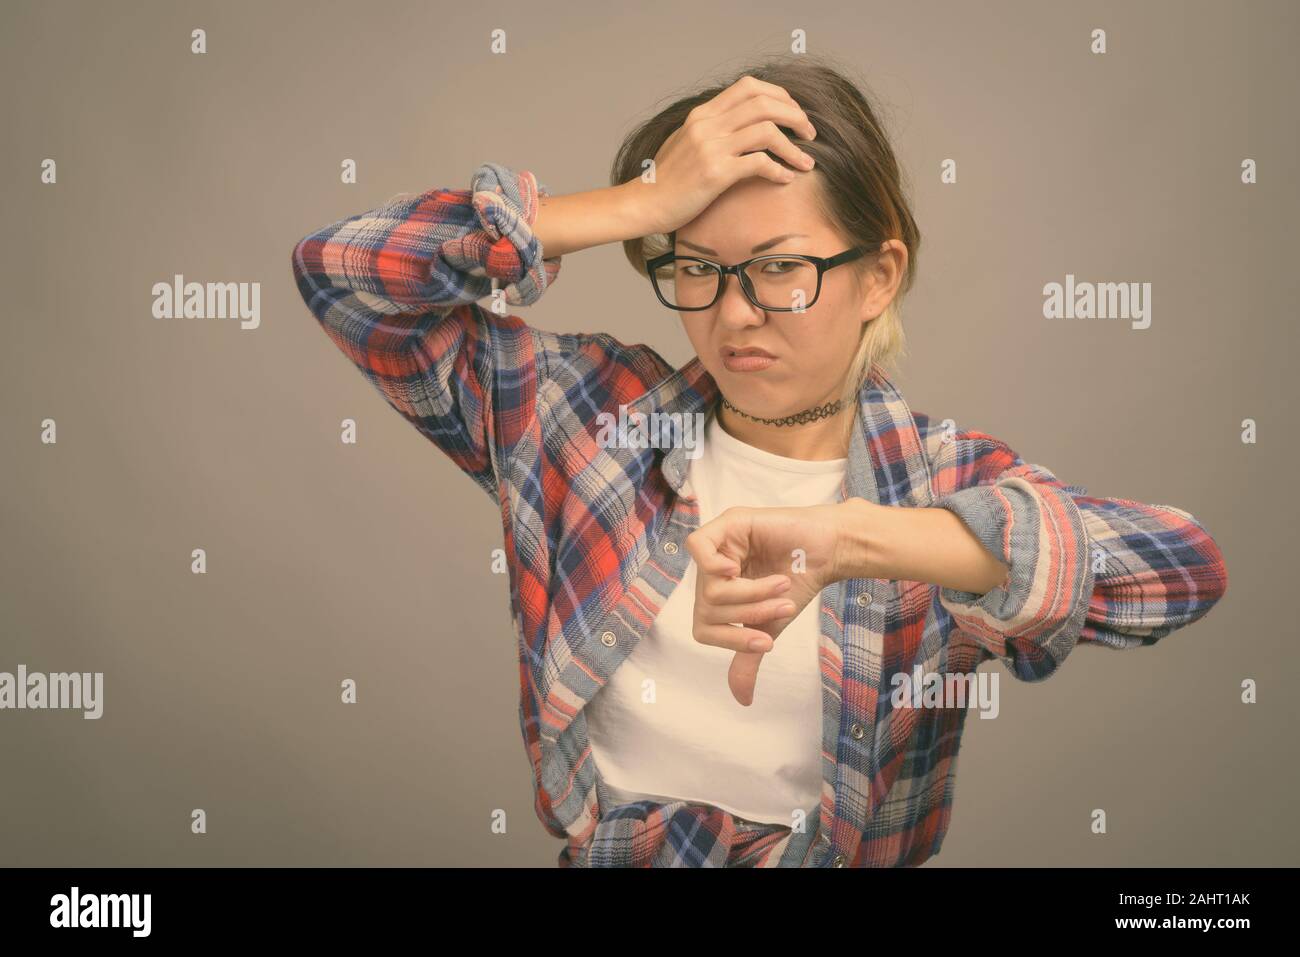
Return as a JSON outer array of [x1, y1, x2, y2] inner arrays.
[[2, 0, 1296, 866]]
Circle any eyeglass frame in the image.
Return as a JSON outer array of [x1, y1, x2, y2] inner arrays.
[[644, 245, 875, 312]]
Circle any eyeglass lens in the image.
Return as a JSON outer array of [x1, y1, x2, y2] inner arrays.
[[653, 258, 820, 310]]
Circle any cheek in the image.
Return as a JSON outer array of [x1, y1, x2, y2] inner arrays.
[[682, 321, 719, 370], [803, 291, 863, 352]]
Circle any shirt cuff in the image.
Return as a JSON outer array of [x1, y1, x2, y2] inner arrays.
[[931, 476, 1095, 678], [437, 162, 561, 308]]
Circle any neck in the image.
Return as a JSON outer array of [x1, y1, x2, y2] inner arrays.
[[716, 388, 851, 460]]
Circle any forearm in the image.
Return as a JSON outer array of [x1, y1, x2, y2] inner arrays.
[[532, 181, 647, 259], [833, 497, 1010, 593]]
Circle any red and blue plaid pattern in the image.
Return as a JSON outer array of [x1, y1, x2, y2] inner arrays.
[[291, 163, 1229, 867]]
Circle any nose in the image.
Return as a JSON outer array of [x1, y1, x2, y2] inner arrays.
[[715, 269, 766, 331]]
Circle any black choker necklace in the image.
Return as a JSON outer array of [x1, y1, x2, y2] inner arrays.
[[720, 396, 845, 427]]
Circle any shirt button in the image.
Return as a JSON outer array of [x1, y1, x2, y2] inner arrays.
[[855, 593, 871, 607], [850, 722, 865, 740], [832, 853, 846, 867], [663, 541, 679, 554], [600, 631, 617, 647]]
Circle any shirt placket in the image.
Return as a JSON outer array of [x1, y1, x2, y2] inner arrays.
[[807, 470, 884, 868]]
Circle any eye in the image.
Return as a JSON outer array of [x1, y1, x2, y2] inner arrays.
[[761, 259, 802, 274], [681, 263, 714, 278]]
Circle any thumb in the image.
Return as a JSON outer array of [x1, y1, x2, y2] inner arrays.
[[728, 650, 764, 707]]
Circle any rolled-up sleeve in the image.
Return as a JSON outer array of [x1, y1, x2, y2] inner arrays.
[[933, 475, 1094, 681], [291, 162, 565, 502], [930, 431, 1227, 682]]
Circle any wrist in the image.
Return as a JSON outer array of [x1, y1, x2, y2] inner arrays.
[[611, 177, 661, 239], [532, 184, 642, 260], [831, 497, 886, 581], [842, 501, 1011, 593]]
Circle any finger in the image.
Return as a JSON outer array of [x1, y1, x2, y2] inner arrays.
[[717, 93, 817, 144], [684, 525, 743, 576], [697, 596, 797, 627], [702, 550, 742, 578], [701, 573, 790, 606], [693, 622, 775, 654], [694, 75, 804, 125], [735, 150, 798, 186], [728, 651, 764, 707], [729, 120, 815, 176]]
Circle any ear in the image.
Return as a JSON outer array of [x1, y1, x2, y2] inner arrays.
[[858, 283, 880, 324], [861, 240, 908, 320]]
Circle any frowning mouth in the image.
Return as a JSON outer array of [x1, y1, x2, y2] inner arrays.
[[720, 346, 778, 373]]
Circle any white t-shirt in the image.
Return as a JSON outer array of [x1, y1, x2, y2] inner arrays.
[[585, 412, 847, 825]]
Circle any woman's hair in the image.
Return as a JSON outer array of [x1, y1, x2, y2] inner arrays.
[[611, 52, 921, 446]]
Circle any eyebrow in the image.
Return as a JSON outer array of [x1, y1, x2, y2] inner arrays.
[[677, 233, 810, 256]]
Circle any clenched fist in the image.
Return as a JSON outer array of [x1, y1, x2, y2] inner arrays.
[[684, 503, 849, 706]]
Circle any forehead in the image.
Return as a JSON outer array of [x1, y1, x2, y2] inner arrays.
[[676, 173, 837, 254]]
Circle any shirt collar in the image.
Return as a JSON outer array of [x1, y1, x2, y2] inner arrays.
[[631, 355, 935, 510]]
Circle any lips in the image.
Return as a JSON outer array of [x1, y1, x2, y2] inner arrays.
[[721, 346, 778, 373]]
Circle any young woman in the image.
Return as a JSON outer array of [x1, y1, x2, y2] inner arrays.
[[291, 55, 1228, 867]]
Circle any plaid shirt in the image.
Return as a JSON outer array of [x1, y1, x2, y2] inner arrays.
[[291, 162, 1229, 867]]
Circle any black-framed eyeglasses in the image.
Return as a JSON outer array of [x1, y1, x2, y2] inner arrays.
[[645, 246, 871, 312]]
